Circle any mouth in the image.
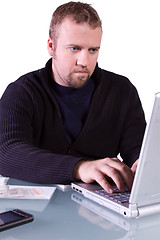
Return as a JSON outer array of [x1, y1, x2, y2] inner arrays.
[[73, 67, 89, 74], [74, 71, 88, 74], [74, 69, 89, 75]]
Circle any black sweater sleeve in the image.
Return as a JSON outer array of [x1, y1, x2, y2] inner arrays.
[[0, 81, 82, 184]]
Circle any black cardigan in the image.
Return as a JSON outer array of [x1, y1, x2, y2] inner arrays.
[[0, 59, 146, 184]]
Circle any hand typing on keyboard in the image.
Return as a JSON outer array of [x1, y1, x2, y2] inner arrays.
[[73, 157, 136, 194]]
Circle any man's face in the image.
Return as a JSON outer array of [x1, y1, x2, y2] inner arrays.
[[49, 18, 102, 88]]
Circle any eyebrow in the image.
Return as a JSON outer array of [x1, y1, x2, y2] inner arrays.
[[66, 44, 100, 49]]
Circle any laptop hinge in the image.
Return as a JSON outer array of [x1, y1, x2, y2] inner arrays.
[[128, 204, 139, 218]]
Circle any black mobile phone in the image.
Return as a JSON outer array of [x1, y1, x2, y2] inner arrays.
[[0, 209, 34, 232]]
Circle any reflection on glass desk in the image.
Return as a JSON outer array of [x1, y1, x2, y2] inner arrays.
[[0, 179, 160, 240]]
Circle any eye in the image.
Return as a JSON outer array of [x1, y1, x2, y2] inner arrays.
[[89, 48, 99, 54], [70, 47, 81, 52]]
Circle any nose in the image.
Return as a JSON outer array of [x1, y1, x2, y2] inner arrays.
[[76, 50, 89, 67]]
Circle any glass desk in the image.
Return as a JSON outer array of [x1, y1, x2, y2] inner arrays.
[[0, 181, 160, 240]]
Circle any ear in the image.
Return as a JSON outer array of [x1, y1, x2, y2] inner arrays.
[[47, 37, 54, 56]]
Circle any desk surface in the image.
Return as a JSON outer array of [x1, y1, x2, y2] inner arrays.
[[1, 181, 160, 240]]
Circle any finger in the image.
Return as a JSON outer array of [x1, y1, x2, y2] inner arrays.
[[111, 162, 134, 191], [104, 166, 125, 192], [119, 170, 133, 191], [94, 171, 114, 193], [115, 166, 134, 191], [95, 163, 125, 193], [131, 159, 138, 174], [106, 158, 134, 191]]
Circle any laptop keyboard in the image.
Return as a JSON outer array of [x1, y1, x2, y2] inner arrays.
[[94, 186, 130, 204]]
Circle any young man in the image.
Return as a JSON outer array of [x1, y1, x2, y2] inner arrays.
[[0, 2, 146, 193]]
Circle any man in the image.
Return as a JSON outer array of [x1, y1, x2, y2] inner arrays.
[[0, 2, 146, 193]]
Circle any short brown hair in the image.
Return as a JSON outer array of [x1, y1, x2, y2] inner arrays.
[[49, 1, 102, 46]]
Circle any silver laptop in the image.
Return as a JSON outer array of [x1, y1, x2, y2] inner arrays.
[[72, 92, 160, 218]]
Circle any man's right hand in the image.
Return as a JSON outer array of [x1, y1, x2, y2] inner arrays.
[[73, 157, 134, 193]]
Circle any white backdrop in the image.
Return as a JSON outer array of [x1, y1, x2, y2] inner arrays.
[[0, 0, 160, 122]]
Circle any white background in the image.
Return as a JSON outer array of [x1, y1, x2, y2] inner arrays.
[[0, 0, 160, 122]]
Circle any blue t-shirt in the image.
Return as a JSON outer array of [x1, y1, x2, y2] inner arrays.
[[52, 78, 95, 144]]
